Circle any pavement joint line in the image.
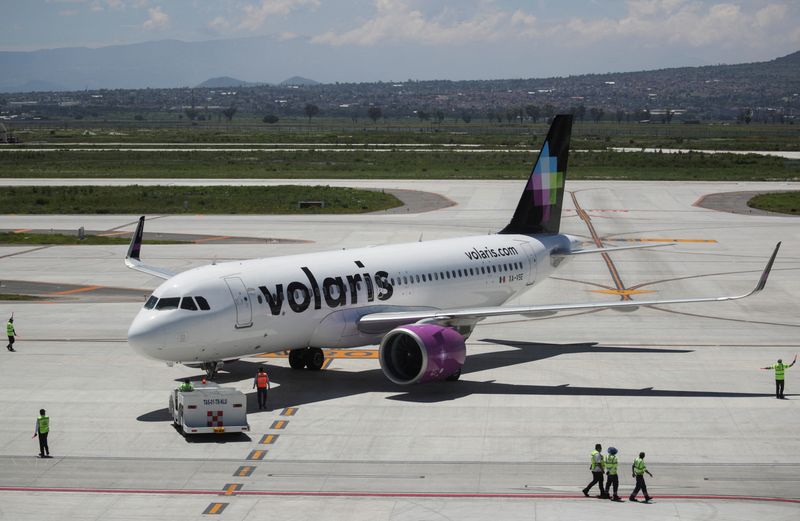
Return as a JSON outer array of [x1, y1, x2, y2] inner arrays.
[[203, 502, 228, 515], [259, 434, 279, 445], [0, 487, 798, 503]]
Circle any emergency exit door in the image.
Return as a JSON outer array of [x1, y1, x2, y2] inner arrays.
[[224, 277, 253, 328]]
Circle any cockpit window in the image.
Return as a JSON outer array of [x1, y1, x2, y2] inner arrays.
[[195, 296, 211, 310], [180, 297, 198, 311], [155, 297, 180, 310], [144, 295, 158, 309]]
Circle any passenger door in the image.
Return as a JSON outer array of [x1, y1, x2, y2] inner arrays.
[[224, 277, 253, 328]]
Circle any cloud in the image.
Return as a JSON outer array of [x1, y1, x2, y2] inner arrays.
[[238, 0, 320, 31], [312, 0, 508, 46], [309, 0, 796, 53], [142, 6, 169, 31]]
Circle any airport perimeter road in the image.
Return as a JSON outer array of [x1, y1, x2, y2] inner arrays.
[[1, 180, 799, 520]]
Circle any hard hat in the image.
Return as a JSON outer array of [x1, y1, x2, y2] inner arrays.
[[608, 447, 618, 455]]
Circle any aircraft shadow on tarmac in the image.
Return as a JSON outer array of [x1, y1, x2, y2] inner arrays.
[[137, 340, 770, 423]]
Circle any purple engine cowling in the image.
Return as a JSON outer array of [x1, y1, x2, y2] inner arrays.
[[379, 324, 466, 385]]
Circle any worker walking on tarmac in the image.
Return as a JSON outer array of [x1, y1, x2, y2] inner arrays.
[[32, 409, 50, 458], [582, 443, 608, 498], [253, 367, 270, 410], [604, 446, 622, 501], [6, 315, 16, 352], [629, 452, 653, 502], [178, 379, 193, 392], [762, 355, 796, 399]]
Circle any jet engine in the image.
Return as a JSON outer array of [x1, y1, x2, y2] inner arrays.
[[379, 324, 466, 385]]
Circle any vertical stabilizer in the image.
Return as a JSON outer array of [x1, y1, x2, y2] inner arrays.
[[499, 114, 573, 235]]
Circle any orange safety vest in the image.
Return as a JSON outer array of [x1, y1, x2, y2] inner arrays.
[[256, 372, 269, 388]]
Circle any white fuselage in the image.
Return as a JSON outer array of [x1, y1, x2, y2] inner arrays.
[[127, 233, 577, 363]]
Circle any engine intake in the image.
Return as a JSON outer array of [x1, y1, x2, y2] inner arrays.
[[379, 324, 466, 385]]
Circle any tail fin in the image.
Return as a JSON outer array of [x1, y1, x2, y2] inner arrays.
[[499, 114, 573, 235]]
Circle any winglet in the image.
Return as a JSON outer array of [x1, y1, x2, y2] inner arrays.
[[126, 216, 145, 261], [124, 216, 176, 280], [753, 241, 780, 293]]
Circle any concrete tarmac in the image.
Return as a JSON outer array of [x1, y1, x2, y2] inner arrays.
[[1, 179, 799, 520]]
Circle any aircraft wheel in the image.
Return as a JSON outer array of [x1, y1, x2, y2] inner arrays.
[[288, 349, 306, 370], [445, 368, 462, 382], [305, 347, 325, 371]]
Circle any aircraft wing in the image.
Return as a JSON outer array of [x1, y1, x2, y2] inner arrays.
[[124, 216, 176, 280], [563, 242, 676, 255], [358, 242, 780, 333]]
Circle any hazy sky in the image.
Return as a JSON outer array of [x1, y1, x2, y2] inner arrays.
[[3, 0, 799, 81]]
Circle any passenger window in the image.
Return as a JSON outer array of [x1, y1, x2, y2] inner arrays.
[[144, 296, 158, 309], [195, 296, 211, 310], [257, 295, 263, 304], [457, 269, 462, 277], [403, 276, 408, 284], [415, 275, 420, 283], [439, 272, 444, 279], [155, 297, 180, 310], [391, 278, 395, 285], [422, 274, 426, 282], [481, 267, 486, 274], [180, 297, 198, 311], [492, 266, 497, 273]]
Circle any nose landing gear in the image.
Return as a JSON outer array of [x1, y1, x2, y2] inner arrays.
[[202, 361, 224, 380]]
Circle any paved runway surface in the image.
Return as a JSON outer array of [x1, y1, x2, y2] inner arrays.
[[1, 179, 799, 520]]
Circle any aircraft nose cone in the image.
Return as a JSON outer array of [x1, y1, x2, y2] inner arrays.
[[127, 314, 165, 359]]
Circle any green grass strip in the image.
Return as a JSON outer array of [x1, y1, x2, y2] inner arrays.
[[0, 185, 401, 214], [0, 232, 183, 245], [747, 192, 800, 215], [0, 293, 43, 301]]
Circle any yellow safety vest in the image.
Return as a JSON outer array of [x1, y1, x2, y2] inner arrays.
[[37, 416, 49, 434], [773, 363, 788, 381], [633, 457, 646, 476], [6, 322, 14, 336], [606, 454, 618, 475], [590, 450, 603, 471]]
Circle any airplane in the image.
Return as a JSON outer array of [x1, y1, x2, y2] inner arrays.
[[125, 114, 780, 383]]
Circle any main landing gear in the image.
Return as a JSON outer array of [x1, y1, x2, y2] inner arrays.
[[288, 347, 325, 371]]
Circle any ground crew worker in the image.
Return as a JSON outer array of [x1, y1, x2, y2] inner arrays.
[[629, 452, 653, 502], [762, 355, 796, 399], [253, 367, 270, 410], [582, 443, 608, 497], [604, 446, 621, 501], [32, 408, 50, 458], [178, 379, 193, 392], [6, 316, 16, 352]]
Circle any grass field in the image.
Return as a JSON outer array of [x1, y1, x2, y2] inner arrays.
[[0, 232, 184, 245], [747, 192, 800, 215], [2, 149, 798, 181], [0, 185, 402, 214]]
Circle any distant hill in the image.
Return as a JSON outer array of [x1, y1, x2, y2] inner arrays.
[[280, 76, 320, 86], [195, 76, 254, 89]]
